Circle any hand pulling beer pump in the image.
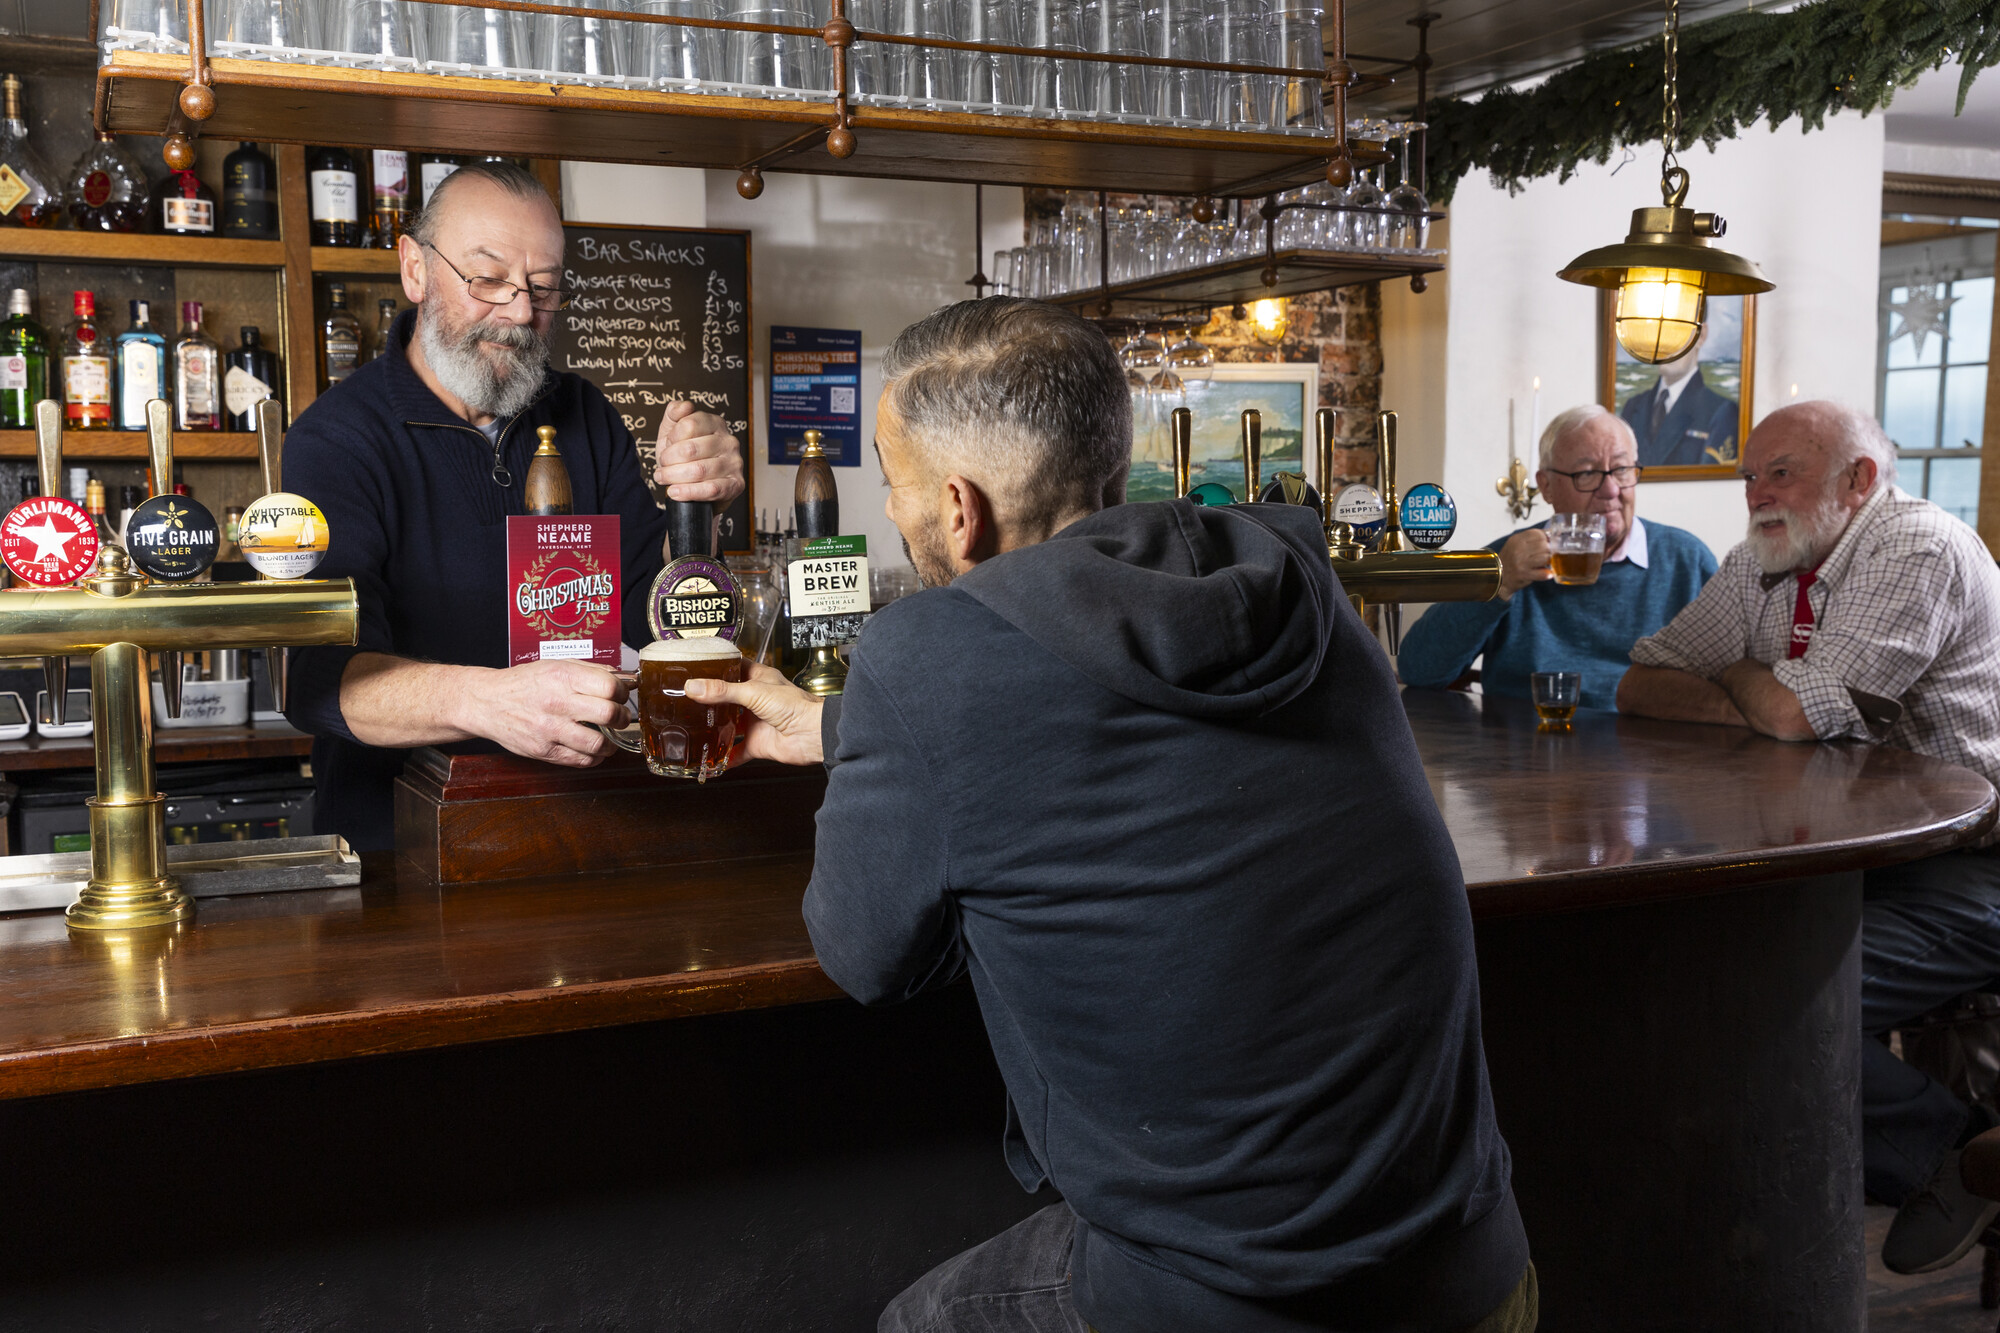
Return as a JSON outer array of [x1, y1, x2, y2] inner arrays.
[[0, 399, 359, 930]]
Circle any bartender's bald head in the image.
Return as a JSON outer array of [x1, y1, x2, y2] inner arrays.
[[398, 161, 563, 422]]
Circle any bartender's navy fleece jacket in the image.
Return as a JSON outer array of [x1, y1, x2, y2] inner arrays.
[[282, 309, 669, 850], [808, 500, 1527, 1333]]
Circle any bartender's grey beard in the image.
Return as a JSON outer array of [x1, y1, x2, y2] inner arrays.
[[903, 521, 956, 589], [1746, 488, 1851, 575], [417, 304, 549, 419]]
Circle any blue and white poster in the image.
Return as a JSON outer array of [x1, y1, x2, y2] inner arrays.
[[769, 326, 862, 466]]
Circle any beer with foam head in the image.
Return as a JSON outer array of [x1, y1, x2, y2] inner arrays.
[[635, 637, 745, 780]]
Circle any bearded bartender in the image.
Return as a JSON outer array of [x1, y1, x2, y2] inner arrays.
[[281, 161, 746, 851]]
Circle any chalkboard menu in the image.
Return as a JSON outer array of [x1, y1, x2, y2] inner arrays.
[[549, 223, 752, 552]]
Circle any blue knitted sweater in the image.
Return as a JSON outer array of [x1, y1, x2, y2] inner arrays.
[[1397, 519, 1717, 712]]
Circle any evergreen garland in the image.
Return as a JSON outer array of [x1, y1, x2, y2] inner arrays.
[[1424, 0, 2000, 205]]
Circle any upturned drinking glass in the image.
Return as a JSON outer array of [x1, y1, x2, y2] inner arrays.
[[1210, 0, 1270, 130], [1384, 121, 1431, 249], [1264, 4, 1324, 132], [847, 0, 898, 100], [1143, 0, 1207, 126], [637, 0, 717, 87], [1029, 0, 1090, 118], [104, 0, 202, 53], [341, 0, 426, 67], [217, 0, 307, 57], [956, 0, 1024, 111], [529, 0, 631, 83], [1085, 0, 1150, 122], [430, 4, 527, 72], [726, 4, 825, 96]]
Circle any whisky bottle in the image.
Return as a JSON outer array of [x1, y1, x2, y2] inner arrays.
[[0, 74, 61, 228], [307, 145, 361, 247], [60, 291, 112, 430], [113, 299, 169, 431], [370, 149, 408, 248], [0, 288, 49, 428], [173, 301, 222, 431], [320, 282, 361, 390]]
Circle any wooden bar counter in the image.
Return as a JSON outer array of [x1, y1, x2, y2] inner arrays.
[[0, 694, 1988, 1329]]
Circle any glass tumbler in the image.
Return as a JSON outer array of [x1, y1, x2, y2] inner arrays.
[[899, 0, 961, 108], [847, 0, 897, 100], [1085, 0, 1150, 122], [1211, 0, 1269, 130], [726, 4, 824, 97], [1144, 0, 1207, 125], [638, 0, 717, 87], [429, 4, 526, 71], [104, 0, 199, 53], [956, 0, 1023, 111], [217, 0, 307, 56], [1029, 0, 1089, 119], [529, 0, 632, 83], [1264, 5, 1324, 132], [341, 0, 426, 67], [1530, 672, 1582, 727]]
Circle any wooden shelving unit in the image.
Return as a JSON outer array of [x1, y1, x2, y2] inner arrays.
[[310, 247, 401, 276], [97, 49, 1347, 199], [0, 231, 284, 269], [1051, 248, 1446, 320], [0, 430, 259, 460]]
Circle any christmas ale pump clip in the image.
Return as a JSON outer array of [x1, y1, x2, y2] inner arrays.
[[0, 398, 358, 931]]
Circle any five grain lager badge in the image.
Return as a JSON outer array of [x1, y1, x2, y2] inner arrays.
[[237, 492, 329, 579], [126, 494, 220, 581], [506, 514, 623, 665], [788, 534, 869, 649]]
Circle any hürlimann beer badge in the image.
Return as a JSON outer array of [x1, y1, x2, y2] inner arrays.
[[647, 552, 743, 642], [1, 496, 99, 586], [126, 494, 219, 581]]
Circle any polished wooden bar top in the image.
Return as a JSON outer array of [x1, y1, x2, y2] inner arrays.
[[0, 692, 1991, 1101]]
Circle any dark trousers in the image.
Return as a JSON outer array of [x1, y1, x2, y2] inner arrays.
[[1863, 850, 2000, 1206], [879, 1203, 1537, 1333]]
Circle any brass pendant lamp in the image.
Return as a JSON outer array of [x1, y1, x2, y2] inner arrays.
[[1558, 0, 1773, 363]]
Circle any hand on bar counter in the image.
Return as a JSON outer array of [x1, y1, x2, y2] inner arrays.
[[686, 664, 824, 768], [652, 401, 746, 506]]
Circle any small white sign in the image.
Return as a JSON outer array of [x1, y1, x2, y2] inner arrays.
[[787, 535, 870, 618]]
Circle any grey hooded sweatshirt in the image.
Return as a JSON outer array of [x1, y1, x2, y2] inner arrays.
[[805, 499, 1526, 1332]]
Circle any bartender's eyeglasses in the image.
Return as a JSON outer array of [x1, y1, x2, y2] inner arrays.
[[1545, 464, 1643, 492], [422, 242, 570, 312]]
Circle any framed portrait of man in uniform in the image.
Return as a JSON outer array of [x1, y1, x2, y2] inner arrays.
[[1599, 292, 1757, 479]]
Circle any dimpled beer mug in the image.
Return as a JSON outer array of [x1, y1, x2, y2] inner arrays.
[[601, 637, 746, 780], [1547, 513, 1608, 586]]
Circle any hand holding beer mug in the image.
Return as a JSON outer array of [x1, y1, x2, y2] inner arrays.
[[1547, 513, 1608, 586], [599, 638, 747, 780]]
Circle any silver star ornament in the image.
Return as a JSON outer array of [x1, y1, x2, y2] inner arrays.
[[1889, 282, 1961, 360]]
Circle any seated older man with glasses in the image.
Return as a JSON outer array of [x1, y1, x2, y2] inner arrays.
[[1399, 404, 1717, 711]]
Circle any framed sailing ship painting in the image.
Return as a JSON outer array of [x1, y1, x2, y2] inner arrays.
[[1125, 362, 1318, 503]]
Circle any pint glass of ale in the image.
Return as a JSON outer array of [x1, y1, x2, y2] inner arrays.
[[602, 637, 746, 780]]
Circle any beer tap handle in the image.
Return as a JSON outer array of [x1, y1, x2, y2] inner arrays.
[[1240, 409, 1261, 504], [1384, 603, 1403, 656], [664, 500, 714, 562], [34, 398, 63, 502], [145, 398, 184, 718], [1376, 410, 1411, 553], [33, 399, 71, 725], [1171, 407, 1192, 500], [1315, 407, 1336, 534], [255, 395, 289, 711], [255, 398, 283, 496]]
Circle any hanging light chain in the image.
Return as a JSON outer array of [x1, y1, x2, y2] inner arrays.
[[1661, 0, 1682, 183]]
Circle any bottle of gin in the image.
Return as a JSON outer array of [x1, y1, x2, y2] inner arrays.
[[61, 291, 113, 430], [0, 288, 49, 428], [173, 301, 222, 431], [224, 326, 282, 432], [221, 142, 278, 239], [0, 74, 61, 228], [320, 282, 361, 390], [114, 300, 169, 430]]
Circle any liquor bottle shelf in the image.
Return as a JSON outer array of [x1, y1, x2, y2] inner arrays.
[[0, 229, 286, 269], [1047, 247, 1446, 320], [311, 247, 402, 276], [0, 430, 261, 460], [98, 50, 1346, 198]]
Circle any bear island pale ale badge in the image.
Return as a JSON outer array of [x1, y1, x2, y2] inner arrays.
[[1, 495, 100, 586], [505, 514, 622, 666]]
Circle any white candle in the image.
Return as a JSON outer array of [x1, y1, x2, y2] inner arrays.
[[1529, 377, 1542, 457]]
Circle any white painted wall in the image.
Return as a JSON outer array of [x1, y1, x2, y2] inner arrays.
[[1385, 109, 1887, 564], [705, 170, 1021, 570], [560, 163, 708, 229]]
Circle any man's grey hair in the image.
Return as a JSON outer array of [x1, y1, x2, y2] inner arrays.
[[881, 298, 1131, 536], [406, 160, 557, 251], [1789, 399, 1899, 489], [1538, 402, 1636, 470]]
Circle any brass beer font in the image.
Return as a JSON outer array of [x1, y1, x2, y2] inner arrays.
[[0, 399, 359, 931], [1171, 407, 1192, 500], [1325, 410, 1500, 651], [1241, 409, 1261, 503], [33, 400, 76, 724]]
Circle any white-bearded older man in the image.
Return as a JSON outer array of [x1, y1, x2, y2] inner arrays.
[[1618, 400, 2000, 1277]]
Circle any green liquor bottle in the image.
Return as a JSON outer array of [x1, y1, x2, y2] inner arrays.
[[0, 287, 48, 428]]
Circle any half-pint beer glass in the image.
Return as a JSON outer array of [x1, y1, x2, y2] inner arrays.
[[602, 637, 746, 780]]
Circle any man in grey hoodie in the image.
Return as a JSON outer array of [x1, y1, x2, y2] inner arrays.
[[688, 298, 1534, 1333]]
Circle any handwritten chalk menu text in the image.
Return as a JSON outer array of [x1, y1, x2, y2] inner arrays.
[[550, 224, 752, 552]]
